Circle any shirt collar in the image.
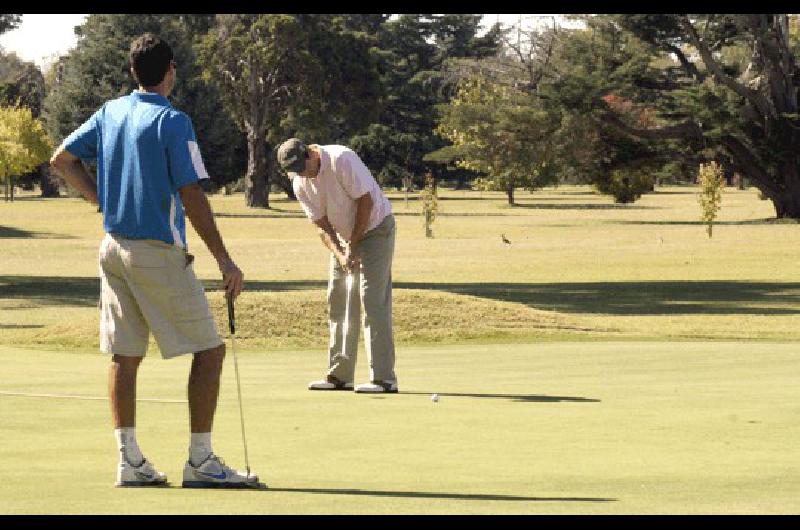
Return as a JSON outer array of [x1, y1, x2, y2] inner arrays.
[[131, 89, 171, 107]]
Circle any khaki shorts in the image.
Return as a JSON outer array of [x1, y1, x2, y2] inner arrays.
[[98, 233, 222, 359]]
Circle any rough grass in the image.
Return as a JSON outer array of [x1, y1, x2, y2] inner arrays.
[[2, 185, 800, 351]]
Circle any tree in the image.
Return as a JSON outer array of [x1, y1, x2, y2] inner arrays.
[[275, 15, 383, 198], [1, 51, 53, 196], [285, 15, 382, 143], [0, 105, 51, 201], [0, 14, 21, 35], [552, 14, 800, 218], [42, 14, 245, 192], [434, 74, 558, 204], [0, 57, 45, 117], [198, 14, 313, 208], [351, 14, 501, 190]]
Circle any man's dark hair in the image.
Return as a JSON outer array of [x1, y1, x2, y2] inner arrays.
[[129, 33, 173, 87]]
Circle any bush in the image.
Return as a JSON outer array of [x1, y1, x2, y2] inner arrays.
[[594, 169, 655, 204]]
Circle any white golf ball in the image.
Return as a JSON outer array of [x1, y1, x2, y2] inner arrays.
[[431, 393, 439, 403]]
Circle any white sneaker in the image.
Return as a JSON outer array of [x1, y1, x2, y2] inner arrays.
[[308, 375, 353, 391], [355, 380, 398, 393], [182, 453, 264, 489], [115, 455, 168, 487]]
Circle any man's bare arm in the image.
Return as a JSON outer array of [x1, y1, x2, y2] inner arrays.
[[49, 146, 98, 205], [313, 216, 350, 272], [349, 192, 373, 247], [179, 182, 243, 299]]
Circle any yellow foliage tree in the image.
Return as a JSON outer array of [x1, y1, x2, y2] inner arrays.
[[0, 105, 52, 201], [698, 161, 725, 238]]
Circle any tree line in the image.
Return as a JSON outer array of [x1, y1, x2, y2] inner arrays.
[[3, 14, 800, 218]]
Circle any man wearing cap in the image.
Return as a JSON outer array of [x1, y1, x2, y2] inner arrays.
[[277, 138, 398, 394]]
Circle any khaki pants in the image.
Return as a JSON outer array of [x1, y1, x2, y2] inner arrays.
[[327, 215, 396, 383]]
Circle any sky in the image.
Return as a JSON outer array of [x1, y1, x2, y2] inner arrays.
[[0, 14, 87, 68], [0, 14, 582, 69]]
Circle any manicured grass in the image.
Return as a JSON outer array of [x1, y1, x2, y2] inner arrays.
[[1, 341, 798, 514]]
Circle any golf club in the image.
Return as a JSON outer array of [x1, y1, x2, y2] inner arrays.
[[341, 272, 354, 360], [226, 296, 253, 481]]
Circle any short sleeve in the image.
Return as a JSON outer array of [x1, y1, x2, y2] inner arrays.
[[336, 151, 373, 199], [63, 108, 101, 160], [164, 112, 210, 191], [293, 178, 325, 222]]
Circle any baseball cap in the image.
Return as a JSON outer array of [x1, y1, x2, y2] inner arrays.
[[277, 138, 309, 174]]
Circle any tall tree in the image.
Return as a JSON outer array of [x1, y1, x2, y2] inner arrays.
[[197, 14, 313, 208], [551, 14, 800, 218], [434, 74, 558, 204], [0, 105, 51, 201], [0, 14, 21, 35], [351, 14, 501, 189], [0, 58, 45, 117], [42, 14, 245, 191]]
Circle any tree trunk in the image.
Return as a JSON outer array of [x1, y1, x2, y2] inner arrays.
[[9, 176, 14, 202], [769, 160, 800, 218], [770, 190, 800, 218], [506, 185, 515, 205], [245, 130, 269, 208], [39, 164, 60, 198]]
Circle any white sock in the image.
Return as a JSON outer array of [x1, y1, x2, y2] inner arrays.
[[190, 432, 212, 466], [115, 428, 144, 466]]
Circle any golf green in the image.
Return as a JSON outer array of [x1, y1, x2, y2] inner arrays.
[[1, 341, 798, 514]]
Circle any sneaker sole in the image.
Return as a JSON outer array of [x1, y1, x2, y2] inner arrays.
[[115, 480, 169, 488], [182, 480, 267, 490]]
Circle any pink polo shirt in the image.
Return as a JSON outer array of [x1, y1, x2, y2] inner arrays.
[[292, 145, 392, 241]]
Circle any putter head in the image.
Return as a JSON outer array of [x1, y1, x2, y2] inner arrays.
[[244, 473, 268, 490]]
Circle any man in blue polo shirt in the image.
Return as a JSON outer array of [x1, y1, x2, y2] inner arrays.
[[50, 33, 259, 489]]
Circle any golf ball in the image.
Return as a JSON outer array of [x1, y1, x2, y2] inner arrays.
[[431, 393, 439, 403]]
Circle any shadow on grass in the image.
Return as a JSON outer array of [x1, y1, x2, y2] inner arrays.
[[0, 276, 101, 307], [401, 391, 599, 403], [268, 487, 616, 503], [0, 225, 75, 239], [4, 276, 800, 316], [508, 203, 657, 210], [0, 324, 44, 329], [611, 218, 790, 226], [390, 281, 800, 316]]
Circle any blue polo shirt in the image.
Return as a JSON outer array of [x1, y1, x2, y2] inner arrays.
[[63, 90, 210, 248]]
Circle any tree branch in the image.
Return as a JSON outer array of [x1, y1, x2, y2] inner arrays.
[[597, 104, 702, 141], [665, 43, 705, 82], [682, 16, 774, 118], [719, 134, 779, 194]]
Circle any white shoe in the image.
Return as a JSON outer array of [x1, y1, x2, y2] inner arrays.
[[308, 375, 353, 391], [115, 455, 168, 487], [182, 453, 264, 489], [355, 380, 398, 393]]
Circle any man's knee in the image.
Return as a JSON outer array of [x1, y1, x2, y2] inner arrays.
[[111, 355, 143, 371], [194, 343, 226, 365]]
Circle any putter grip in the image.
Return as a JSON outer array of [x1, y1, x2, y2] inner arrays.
[[227, 296, 235, 334]]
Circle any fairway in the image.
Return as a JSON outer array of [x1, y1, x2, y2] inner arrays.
[[1, 341, 799, 514], [3, 185, 800, 513]]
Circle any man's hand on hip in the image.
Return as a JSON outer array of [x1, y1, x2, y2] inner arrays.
[[219, 258, 244, 300]]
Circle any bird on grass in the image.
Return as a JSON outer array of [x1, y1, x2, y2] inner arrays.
[[501, 234, 512, 247]]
